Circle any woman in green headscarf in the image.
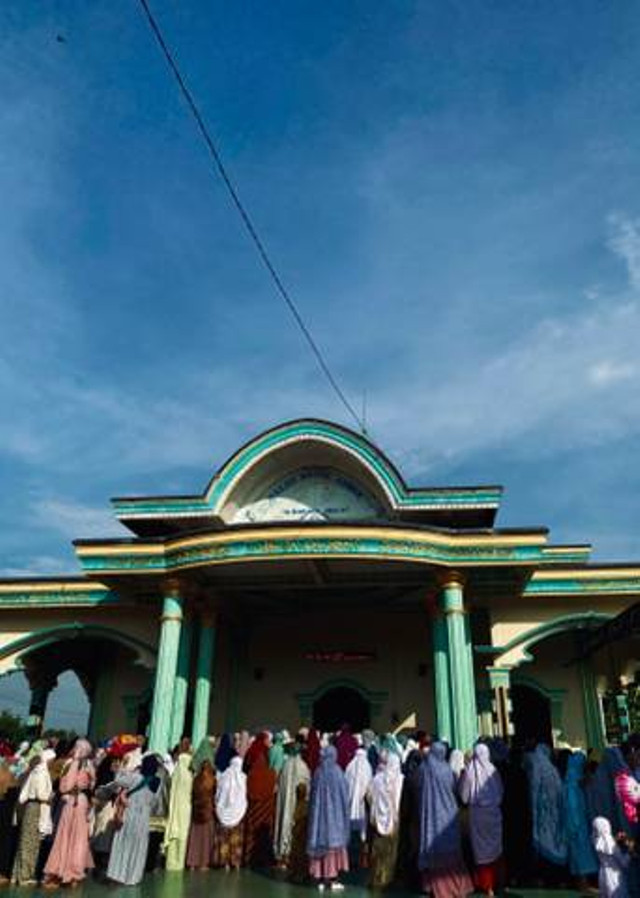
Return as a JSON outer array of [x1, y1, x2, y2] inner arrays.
[[269, 733, 286, 775]]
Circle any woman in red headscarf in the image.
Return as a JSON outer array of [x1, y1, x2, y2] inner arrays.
[[243, 746, 277, 867]]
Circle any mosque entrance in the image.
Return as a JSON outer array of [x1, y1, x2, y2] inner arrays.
[[312, 686, 371, 732], [511, 683, 553, 746]]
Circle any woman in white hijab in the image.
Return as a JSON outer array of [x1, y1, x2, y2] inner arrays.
[[345, 748, 372, 845], [11, 749, 55, 885], [592, 817, 631, 898], [273, 746, 310, 866], [368, 752, 404, 888], [214, 756, 247, 871]]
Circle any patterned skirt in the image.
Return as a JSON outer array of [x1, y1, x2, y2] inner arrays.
[[213, 822, 244, 869], [12, 802, 41, 885]]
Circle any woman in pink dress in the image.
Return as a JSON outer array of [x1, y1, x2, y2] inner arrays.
[[43, 739, 95, 888]]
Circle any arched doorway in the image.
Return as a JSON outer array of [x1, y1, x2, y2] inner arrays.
[[313, 686, 370, 732], [511, 683, 553, 746]]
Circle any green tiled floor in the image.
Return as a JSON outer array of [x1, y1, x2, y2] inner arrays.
[[2, 870, 583, 898]]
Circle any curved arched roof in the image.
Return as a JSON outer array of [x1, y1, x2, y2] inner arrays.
[[111, 418, 503, 534]]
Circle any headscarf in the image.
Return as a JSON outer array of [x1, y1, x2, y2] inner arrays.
[[269, 733, 286, 773], [163, 752, 193, 862], [234, 731, 251, 759], [0, 758, 16, 799], [345, 747, 373, 840], [449, 748, 465, 781], [120, 747, 142, 772], [591, 747, 628, 831], [71, 738, 93, 761], [273, 752, 310, 859], [192, 761, 216, 824], [418, 741, 462, 870], [303, 729, 321, 774], [459, 743, 503, 807], [403, 748, 423, 778], [191, 737, 216, 774], [527, 744, 568, 865], [592, 816, 617, 856], [563, 752, 598, 876], [306, 746, 350, 858], [19, 749, 55, 836], [139, 754, 161, 793], [244, 732, 270, 771], [216, 756, 247, 828], [369, 752, 404, 837], [215, 733, 235, 773], [247, 751, 277, 801], [459, 743, 504, 865], [335, 725, 358, 770]]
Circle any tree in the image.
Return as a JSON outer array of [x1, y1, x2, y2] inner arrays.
[[0, 709, 30, 745]]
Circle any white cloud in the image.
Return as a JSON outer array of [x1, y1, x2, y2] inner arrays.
[[0, 554, 74, 578], [608, 212, 640, 290], [588, 360, 636, 386], [31, 498, 126, 541]]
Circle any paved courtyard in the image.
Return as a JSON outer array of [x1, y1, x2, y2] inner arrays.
[[2, 871, 583, 898]]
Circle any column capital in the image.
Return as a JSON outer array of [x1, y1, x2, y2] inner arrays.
[[437, 570, 467, 590]]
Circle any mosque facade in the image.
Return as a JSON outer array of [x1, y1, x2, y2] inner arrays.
[[0, 419, 638, 751]]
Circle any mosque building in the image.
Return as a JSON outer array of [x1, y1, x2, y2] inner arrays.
[[0, 419, 638, 751]]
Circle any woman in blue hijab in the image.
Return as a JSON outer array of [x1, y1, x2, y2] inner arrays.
[[418, 742, 473, 898], [563, 751, 598, 887], [307, 746, 350, 890]]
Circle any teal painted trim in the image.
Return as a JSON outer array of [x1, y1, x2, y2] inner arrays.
[[0, 587, 119, 608], [169, 619, 193, 747], [432, 616, 452, 744], [578, 658, 605, 751], [191, 619, 216, 747], [525, 576, 640, 596], [112, 420, 502, 518], [0, 623, 157, 672], [493, 612, 612, 666], [148, 594, 184, 754], [77, 533, 579, 576]]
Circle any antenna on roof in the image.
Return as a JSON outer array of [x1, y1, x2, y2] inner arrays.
[[361, 390, 368, 437]]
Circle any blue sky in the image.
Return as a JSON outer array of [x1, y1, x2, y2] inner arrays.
[[1, 2, 640, 721]]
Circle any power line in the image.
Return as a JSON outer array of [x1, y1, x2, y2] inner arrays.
[[135, 0, 365, 432]]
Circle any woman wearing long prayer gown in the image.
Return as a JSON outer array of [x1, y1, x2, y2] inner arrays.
[[307, 745, 351, 890], [527, 743, 568, 882], [304, 729, 321, 775], [563, 752, 598, 888], [12, 750, 55, 886], [396, 749, 423, 889], [0, 759, 18, 884], [591, 748, 628, 834], [214, 756, 247, 871], [368, 752, 404, 888], [592, 817, 632, 898], [274, 746, 310, 866], [186, 759, 216, 870], [345, 747, 372, 846], [459, 743, 504, 896], [417, 741, 473, 898], [244, 750, 277, 867], [269, 733, 287, 775], [163, 750, 193, 871], [335, 725, 358, 771], [43, 739, 95, 888], [102, 754, 161, 886]]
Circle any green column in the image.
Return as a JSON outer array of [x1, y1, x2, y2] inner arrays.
[[148, 584, 184, 754], [191, 612, 216, 747], [441, 575, 478, 750], [578, 658, 604, 750], [169, 616, 193, 748], [432, 615, 452, 744]]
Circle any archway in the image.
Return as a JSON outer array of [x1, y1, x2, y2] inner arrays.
[[511, 683, 552, 747], [313, 686, 371, 732]]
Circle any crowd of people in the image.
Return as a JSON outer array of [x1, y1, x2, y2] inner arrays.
[[0, 726, 638, 895]]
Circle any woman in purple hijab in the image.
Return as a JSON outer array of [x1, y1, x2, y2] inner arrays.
[[418, 742, 473, 898], [459, 743, 504, 895], [307, 746, 350, 890]]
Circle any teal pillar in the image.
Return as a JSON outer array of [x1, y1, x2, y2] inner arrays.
[[169, 615, 193, 748], [440, 575, 478, 750], [191, 612, 217, 747], [578, 658, 605, 750], [432, 615, 452, 744], [148, 584, 184, 754]]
